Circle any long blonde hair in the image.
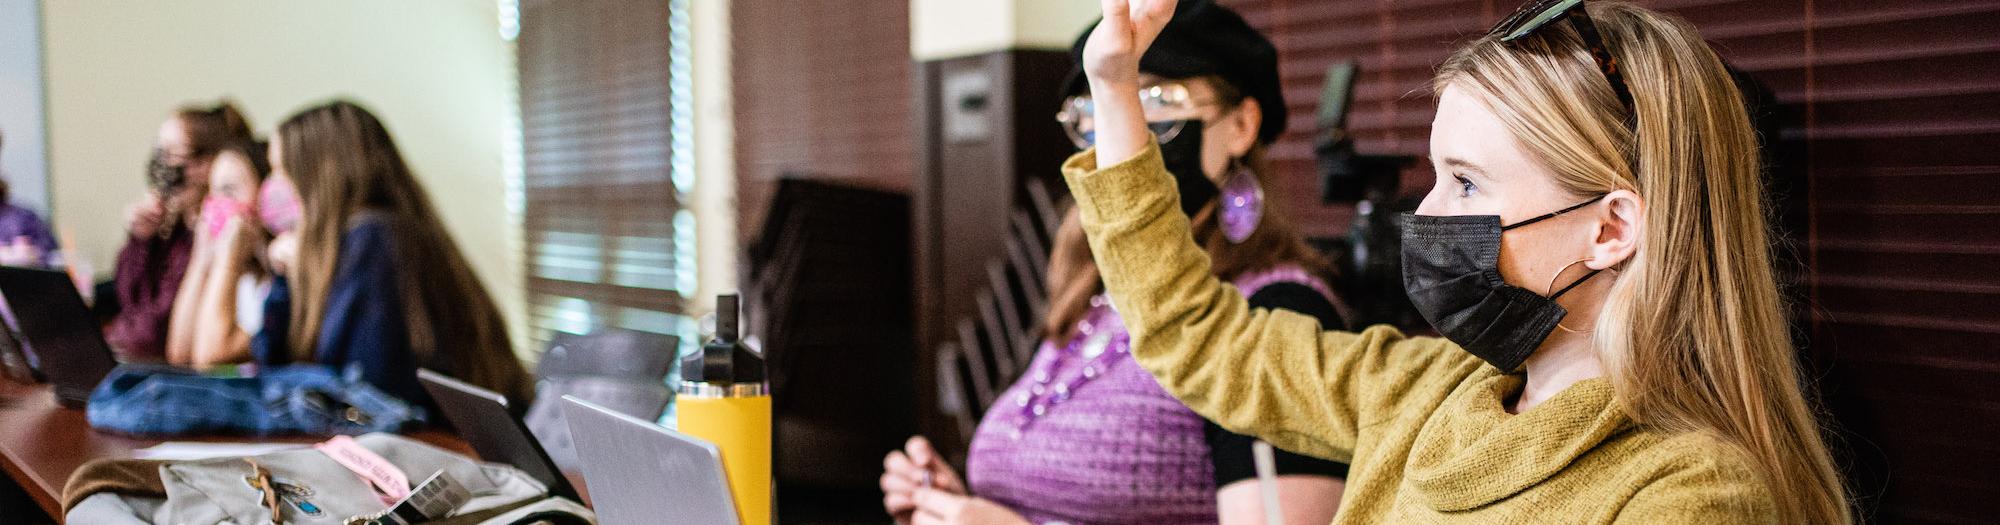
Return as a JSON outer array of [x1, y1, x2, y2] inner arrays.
[[1436, 3, 1848, 522]]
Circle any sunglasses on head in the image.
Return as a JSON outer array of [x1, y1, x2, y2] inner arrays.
[[1490, 0, 1635, 116]]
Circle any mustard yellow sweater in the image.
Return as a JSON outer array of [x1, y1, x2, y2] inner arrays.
[[1060, 143, 1778, 524]]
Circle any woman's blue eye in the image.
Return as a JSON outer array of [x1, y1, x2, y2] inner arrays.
[[1453, 175, 1477, 197]]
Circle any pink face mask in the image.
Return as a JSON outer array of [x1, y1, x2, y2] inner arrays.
[[201, 196, 250, 238], [259, 176, 302, 235]]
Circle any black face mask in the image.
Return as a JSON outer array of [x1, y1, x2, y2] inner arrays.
[[147, 152, 188, 195], [1157, 120, 1219, 217], [1399, 196, 1604, 372]]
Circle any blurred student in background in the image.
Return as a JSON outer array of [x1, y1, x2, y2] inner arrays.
[[106, 101, 252, 359], [882, 3, 1349, 524], [253, 100, 528, 408], [0, 128, 60, 268], [166, 139, 275, 367]]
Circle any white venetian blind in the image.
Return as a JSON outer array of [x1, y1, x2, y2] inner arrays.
[[516, 0, 699, 349]]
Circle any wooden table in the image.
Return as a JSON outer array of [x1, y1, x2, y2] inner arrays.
[[0, 379, 583, 522]]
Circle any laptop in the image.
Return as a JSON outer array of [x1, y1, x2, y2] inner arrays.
[[0, 266, 119, 408], [416, 369, 582, 502], [522, 375, 673, 473], [561, 396, 739, 525]]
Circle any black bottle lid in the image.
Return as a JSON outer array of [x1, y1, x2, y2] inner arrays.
[[682, 294, 765, 385]]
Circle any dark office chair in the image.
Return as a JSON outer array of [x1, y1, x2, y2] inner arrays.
[[987, 261, 1035, 369], [1024, 179, 1063, 246], [955, 319, 999, 409], [936, 343, 980, 440], [1006, 240, 1048, 320], [930, 177, 1071, 437], [975, 292, 1021, 381], [1011, 212, 1050, 277], [742, 178, 916, 506]]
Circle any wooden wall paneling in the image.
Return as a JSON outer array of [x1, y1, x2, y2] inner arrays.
[[732, 0, 914, 245]]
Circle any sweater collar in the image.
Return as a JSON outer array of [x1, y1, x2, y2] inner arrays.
[[1405, 371, 1632, 511]]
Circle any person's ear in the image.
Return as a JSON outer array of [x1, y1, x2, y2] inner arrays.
[[1224, 97, 1262, 158], [1586, 189, 1643, 270]]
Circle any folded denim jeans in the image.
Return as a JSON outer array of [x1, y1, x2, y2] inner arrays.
[[87, 363, 424, 436]]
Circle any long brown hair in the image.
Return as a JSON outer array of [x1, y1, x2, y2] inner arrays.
[[276, 101, 529, 402], [1045, 78, 1337, 340], [1436, 3, 1849, 522], [158, 101, 252, 230]]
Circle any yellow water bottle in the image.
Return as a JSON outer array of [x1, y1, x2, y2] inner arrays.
[[676, 294, 772, 525]]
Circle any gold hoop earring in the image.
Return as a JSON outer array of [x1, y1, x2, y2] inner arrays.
[[1548, 258, 1598, 334]]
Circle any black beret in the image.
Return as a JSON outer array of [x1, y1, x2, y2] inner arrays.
[[1060, 0, 1288, 144]]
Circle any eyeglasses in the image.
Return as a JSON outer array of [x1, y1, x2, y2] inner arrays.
[[1055, 81, 1218, 149], [1490, 0, 1635, 115]]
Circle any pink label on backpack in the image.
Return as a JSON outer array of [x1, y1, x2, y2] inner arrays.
[[314, 435, 411, 506]]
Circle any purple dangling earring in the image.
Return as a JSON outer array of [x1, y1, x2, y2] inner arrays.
[[1219, 158, 1263, 243]]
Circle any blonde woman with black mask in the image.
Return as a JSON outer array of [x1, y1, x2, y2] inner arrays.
[[1065, 0, 1849, 523]]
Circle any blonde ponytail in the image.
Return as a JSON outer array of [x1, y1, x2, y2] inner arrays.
[[1436, 3, 1850, 523]]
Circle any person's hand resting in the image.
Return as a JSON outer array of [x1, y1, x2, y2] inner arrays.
[[216, 215, 265, 271], [881, 436, 967, 524], [267, 232, 299, 276], [880, 436, 1031, 524], [126, 194, 165, 239]]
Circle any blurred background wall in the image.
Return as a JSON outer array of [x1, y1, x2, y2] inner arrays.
[[0, 1, 49, 216]]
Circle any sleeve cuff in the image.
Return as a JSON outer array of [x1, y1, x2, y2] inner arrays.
[[1058, 137, 1177, 227]]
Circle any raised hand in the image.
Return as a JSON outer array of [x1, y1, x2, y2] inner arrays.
[[1082, 0, 1178, 88], [1081, 0, 1179, 168]]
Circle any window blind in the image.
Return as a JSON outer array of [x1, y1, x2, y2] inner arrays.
[[517, 0, 699, 350]]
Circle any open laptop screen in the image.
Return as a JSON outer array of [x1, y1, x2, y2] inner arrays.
[[562, 396, 739, 525], [416, 368, 581, 502], [0, 266, 117, 407]]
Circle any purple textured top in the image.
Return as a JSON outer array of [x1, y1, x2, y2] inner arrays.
[[0, 203, 59, 267], [965, 266, 1328, 525]]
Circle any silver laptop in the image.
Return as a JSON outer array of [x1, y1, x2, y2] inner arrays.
[[560, 396, 739, 525]]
